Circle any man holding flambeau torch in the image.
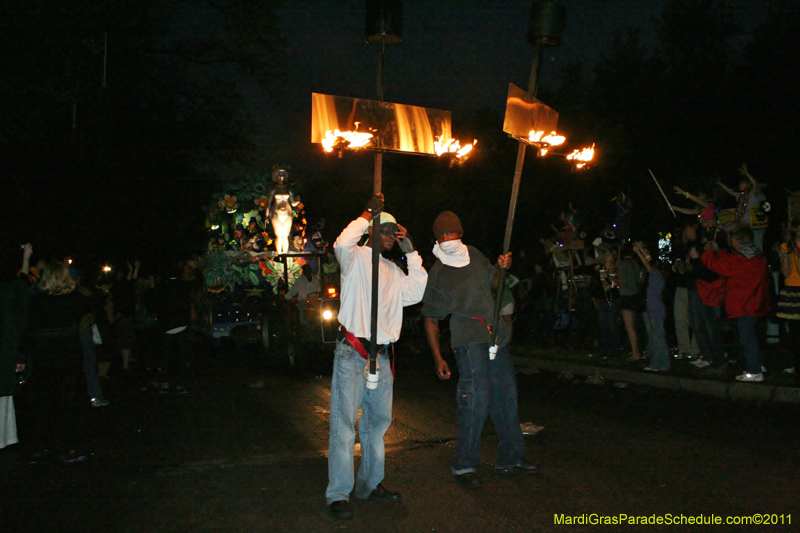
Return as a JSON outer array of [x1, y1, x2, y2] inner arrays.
[[422, 211, 538, 489], [325, 194, 427, 520]]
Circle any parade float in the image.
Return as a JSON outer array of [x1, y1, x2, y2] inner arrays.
[[201, 166, 339, 368]]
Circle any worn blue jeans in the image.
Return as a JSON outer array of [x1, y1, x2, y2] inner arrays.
[[736, 315, 763, 374], [642, 313, 670, 370], [452, 343, 525, 475], [326, 339, 393, 504]]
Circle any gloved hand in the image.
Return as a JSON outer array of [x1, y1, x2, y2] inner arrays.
[[398, 236, 415, 254], [396, 224, 414, 253], [364, 195, 384, 215]]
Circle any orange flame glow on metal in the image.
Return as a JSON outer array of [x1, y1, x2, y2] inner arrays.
[[566, 144, 595, 169], [528, 130, 566, 147], [321, 122, 374, 153], [434, 136, 476, 158]]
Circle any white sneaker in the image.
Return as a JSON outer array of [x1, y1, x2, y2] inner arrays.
[[689, 358, 705, 366], [693, 360, 711, 368], [735, 372, 764, 382], [783, 367, 796, 374]]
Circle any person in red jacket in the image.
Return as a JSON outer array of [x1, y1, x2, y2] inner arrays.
[[702, 226, 772, 382]]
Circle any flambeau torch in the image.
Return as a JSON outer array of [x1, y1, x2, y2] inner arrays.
[[489, 1, 570, 357], [364, 0, 402, 389], [312, 0, 476, 388]]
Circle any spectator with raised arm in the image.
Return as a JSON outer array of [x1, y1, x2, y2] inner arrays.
[[702, 227, 771, 382], [716, 164, 767, 250], [633, 241, 670, 372]]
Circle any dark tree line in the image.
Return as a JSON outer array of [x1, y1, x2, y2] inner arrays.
[[1, 0, 285, 181], [3, 0, 799, 262], [1, 0, 284, 262], [541, 0, 800, 242], [367, 0, 800, 254]]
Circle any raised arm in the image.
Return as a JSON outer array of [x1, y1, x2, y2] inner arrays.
[[715, 179, 738, 198], [21, 243, 33, 276], [632, 243, 653, 271], [395, 224, 428, 305], [333, 194, 384, 274], [674, 186, 710, 208], [672, 205, 701, 216], [738, 164, 761, 196]]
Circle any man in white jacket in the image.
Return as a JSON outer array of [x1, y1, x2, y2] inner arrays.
[[326, 194, 427, 520]]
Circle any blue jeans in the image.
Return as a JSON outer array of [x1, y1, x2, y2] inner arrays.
[[596, 300, 621, 357], [688, 290, 704, 351], [736, 315, 763, 374], [695, 304, 725, 366], [642, 313, 670, 369], [452, 343, 525, 474], [79, 331, 105, 401], [326, 339, 393, 504]]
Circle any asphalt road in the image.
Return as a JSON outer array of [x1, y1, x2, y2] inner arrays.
[[2, 334, 798, 533]]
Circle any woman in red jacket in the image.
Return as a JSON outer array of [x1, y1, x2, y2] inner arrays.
[[702, 227, 771, 382]]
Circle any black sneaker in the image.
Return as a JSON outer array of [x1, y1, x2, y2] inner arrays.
[[329, 500, 353, 520], [454, 472, 482, 488], [496, 463, 539, 475], [367, 483, 401, 502]]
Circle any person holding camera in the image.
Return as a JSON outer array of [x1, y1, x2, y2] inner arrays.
[[325, 194, 427, 520]]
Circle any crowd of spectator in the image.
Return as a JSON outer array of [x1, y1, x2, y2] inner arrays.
[[507, 165, 797, 386], [0, 245, 203, 462], [1, 165, 797, 463]]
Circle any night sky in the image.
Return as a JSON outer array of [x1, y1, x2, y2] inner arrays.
[[244, 0, 765, 166], [4, 0, 777, 272]]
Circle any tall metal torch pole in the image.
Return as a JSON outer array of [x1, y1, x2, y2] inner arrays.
[[369, 37, 385, 378], [366, 0, 402, 380], [491, 1, 565, 349]]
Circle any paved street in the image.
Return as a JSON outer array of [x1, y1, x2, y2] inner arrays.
[[2, 334, 798, 532]]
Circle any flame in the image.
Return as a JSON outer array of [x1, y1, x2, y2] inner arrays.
[[528, 130, 566, 147], [434, 136, 477, 158], [395, 105, 437, 153], [566, 144, 595, 169], [321, 122, 374, 153]]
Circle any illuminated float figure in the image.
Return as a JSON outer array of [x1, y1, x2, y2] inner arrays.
[[268, 166, 300, 255]]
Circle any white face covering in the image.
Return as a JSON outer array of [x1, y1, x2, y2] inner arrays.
[[433, 239, 470, 267]]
